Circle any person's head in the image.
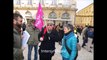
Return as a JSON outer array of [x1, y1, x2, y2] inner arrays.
[[46, 21, 54, 31], [63, 24, 74, 34], [13, 13, 23, 28], [22, 22, 26, 31]]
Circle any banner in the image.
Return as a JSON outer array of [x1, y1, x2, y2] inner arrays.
[[34, 3, 44, 31]]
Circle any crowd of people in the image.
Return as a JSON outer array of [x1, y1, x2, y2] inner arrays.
[[13, 13, 94, 60]]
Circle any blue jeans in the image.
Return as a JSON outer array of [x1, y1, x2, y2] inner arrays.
[[28, 45, 38, 60], [62, 57, 69, 60]]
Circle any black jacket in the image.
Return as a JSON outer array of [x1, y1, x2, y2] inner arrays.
[[38, 28, 59, 50]]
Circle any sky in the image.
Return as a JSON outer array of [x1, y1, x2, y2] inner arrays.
[[76, 0, 94, 12]]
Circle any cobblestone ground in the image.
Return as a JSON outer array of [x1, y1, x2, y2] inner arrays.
[[23, 34, 93, 60]]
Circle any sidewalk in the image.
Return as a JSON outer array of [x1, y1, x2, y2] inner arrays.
[[23, 34, 93, 60]]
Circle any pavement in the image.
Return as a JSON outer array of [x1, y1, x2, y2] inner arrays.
[[23, 34, 93, 60]]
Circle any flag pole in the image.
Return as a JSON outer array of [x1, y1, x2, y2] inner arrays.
[[39, 0, 41, 4]]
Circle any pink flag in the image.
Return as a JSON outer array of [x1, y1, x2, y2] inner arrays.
[[34, 3, 44, 31]]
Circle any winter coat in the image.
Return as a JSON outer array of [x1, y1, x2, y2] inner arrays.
[[13, 28, 23, 60], [26, 25, 40, 45], [87, 28, 94, 38], [38, 28, 59, 55], [81, 27, 88, 40], [61, 32, 77, 60]]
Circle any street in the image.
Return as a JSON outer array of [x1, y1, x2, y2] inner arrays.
[[23, 34, 93, 60]]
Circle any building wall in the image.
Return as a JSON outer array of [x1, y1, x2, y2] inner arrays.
[[75, 3, 93, 27], [76, 16, 93, 26], [14, 0, 77, 25]]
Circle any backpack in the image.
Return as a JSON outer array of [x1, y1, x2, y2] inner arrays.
[[87, 29, 93, 38]]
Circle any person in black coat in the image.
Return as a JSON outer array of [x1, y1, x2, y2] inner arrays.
[[38, 21, 59, 60]]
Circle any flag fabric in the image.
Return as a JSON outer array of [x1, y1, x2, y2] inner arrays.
[[34, 3, 44, 31], [42, 27, 47, 39]]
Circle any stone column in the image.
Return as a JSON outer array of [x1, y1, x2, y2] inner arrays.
[[70, 0, 77, 26]]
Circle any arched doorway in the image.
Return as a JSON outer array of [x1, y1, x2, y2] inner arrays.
[[14, 10, 20, 14], [61, 11, 70, 25], [48, 11, 57, 25], [25, 10, 33, 24]]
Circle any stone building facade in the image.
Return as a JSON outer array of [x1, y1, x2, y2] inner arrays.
[[14, 0, 77, 26]]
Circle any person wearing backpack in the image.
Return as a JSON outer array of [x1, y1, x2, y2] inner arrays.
[[85, 26, 94, 52], [61, 24, 77, 60]]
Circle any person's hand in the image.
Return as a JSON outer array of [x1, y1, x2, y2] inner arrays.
[[21, 35, 24, 39], [22, 46, 26, 51], [40, 37, 43, 41]]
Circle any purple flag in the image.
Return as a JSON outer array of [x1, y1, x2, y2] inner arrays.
[[34, 3, 44, 31]]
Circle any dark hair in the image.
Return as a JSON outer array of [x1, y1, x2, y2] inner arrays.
[[64, 24, 74, 32], [22, 23, 26, 31], [13, 13, 23, 21]]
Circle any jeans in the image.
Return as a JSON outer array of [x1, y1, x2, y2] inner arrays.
[[82, 37, 88, 47], [62, 57, 69, 60], [86, 37, 93, 51], [28, 45, 38, 60]]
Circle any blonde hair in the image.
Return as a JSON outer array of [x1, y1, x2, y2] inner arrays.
[[47, 21, 54, 25]]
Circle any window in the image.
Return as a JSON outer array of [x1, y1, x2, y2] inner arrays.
[[25, 11, 32, 19], [45, 0, 52, 5], [34, 0, 39, 4], [57, 0, 63, 5], [25, 11, 32, 16], [28, 0, 32, 5], [48, 11, 57, 19], [61, 12, 70, 19], [51, 0, 57, 5], [16, 0, 21, 5], [63, 0, 71, 7]]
